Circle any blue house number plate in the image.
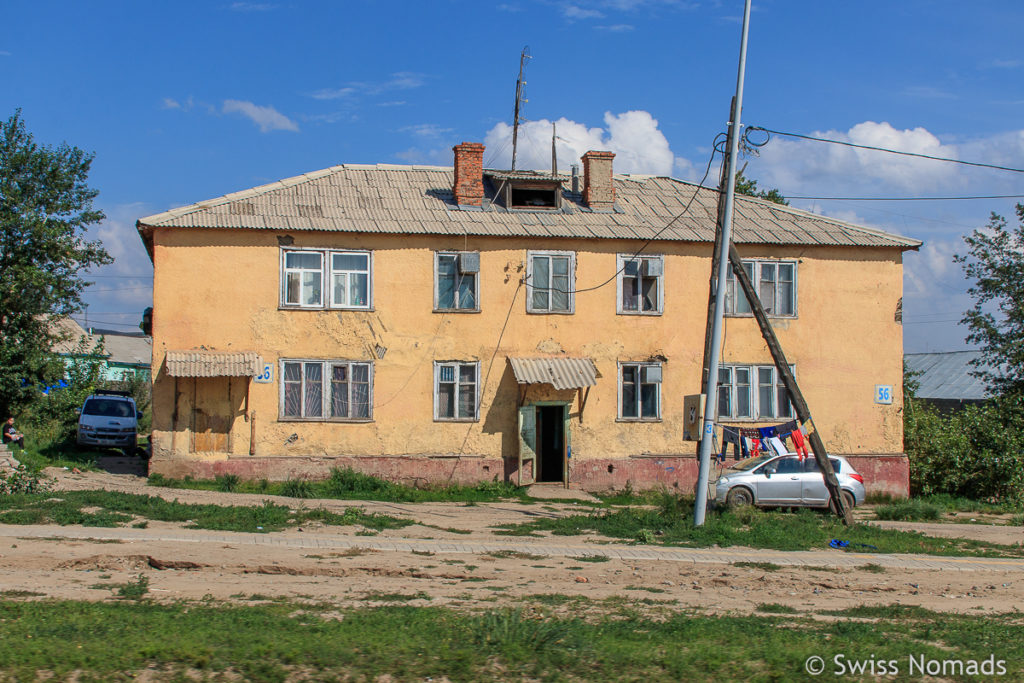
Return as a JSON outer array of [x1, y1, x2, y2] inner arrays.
[[875, 384, 893, 404]]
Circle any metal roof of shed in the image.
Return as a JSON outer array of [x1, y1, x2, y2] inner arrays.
[[509, 357, 599, 390]]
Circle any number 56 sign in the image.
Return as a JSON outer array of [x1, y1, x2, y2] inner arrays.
[[874, 385, 893, 405], [254, 363, 274, 384]]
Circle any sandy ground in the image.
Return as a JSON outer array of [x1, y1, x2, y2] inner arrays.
[[0, 467, 1021, 618]]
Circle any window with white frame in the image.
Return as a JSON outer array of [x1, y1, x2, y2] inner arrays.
[[527, 251, 574, 313], [434, 362, 479, 420], [725, 260, 796, 317], [619, 362, 662, 420], [435, 252, 479, 311], [281, 360, 372, 420], [617, 254, 663, 314], [280, 249, 372, 309], [717, 364, 793, 420]]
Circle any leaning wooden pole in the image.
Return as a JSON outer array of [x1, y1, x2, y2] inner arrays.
[[727, 243, 853, 525]]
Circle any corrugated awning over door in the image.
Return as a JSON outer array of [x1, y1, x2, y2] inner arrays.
[[165, 351, 261, 378], [508, 357, 598, 390]]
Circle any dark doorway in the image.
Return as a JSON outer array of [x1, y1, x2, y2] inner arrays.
[[536, 405, 565, 483]]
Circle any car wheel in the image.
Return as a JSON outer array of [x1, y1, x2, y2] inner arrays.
[[726, 487, 754, 508], [841, 490, 856, 511]]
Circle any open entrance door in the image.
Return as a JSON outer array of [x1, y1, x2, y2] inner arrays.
[[536, 404, 568, 483], [518, 405, 538, 486]]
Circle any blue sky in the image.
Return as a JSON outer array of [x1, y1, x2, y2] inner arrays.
[[3, 0, 1023, 352]]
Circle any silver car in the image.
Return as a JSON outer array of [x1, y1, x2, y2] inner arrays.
[[713, 453, 865, 510]]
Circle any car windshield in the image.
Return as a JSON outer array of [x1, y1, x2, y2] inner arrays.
[[729, 454, 775, 472], [82, 399, 134, 418]]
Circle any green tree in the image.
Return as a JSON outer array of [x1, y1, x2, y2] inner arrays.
[[0, 110, 111, 417], [954, 203, 1024, 397], [734, 170, 788, 206]]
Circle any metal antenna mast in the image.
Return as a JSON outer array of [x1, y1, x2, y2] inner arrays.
[[510, 46, 531, 171]]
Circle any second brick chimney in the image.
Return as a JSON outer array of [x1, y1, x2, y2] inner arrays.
[[581, 150, 615, 211], [453, 142, 485, 206]]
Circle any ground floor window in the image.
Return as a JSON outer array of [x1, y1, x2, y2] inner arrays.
[[718, 364, 793, 420], [281, 360, 372, 420], [619, 362, 662, 420], [434, 361, 479, 420]]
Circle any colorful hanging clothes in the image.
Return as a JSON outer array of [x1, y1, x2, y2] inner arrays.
[[791, 427, 810, 460]]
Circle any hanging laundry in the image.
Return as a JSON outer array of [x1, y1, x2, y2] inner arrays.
[[758, 425, 777, 440], [720, 426, 743, 461], [767, 436, 787, 456], [790, 427, 810, 460], [750, 438, 761, 457]]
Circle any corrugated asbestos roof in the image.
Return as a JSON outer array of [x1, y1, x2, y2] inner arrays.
[[165, 351, 261, 378], [137, 165, 921, 251], [509, 357, 599, 390], [904, 351, 990, 400]]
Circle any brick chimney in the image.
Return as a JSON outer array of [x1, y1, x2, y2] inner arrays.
[[581, 150, 615, 211], [453, 142, 485, 206]]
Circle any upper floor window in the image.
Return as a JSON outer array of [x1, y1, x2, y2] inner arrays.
[[717, 364, 793, 420], [435, 252, 479, 311], [725, 260, 796, 317], [434, 361, 479, 421], [281, 359, 372, 421], [619, 362, 662, 421], [527, 251, 575, 314], [280, 249, 372, 310], [617, 255, 663, 315]]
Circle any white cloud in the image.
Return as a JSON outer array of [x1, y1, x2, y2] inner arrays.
[[988, 59, 1021, 69], [310, 87, 356, 100], [400, 124, 453, 138], [308, 72, 427, 101], [222, 99, 299, 132], [230, 2, 277, 11], [595, 23, 635, 31], [564, 5, 604, 19], [483, 110, 673, 175], [80, 203, 155, 326], [0, 50, 11, 57], [161, 95, 195, 111], [904, 85, 957, 100]]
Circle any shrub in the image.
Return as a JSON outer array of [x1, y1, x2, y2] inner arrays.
[[0, 465, 51, 495], [215, 474, 240, 492], [904, 395, 1024, 504], [874, 499, 942, 522], [280, 478, 314, 498]]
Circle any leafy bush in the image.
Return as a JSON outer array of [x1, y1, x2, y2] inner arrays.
[[0, 465, 51, 495], [215, 474, 240, 492], [904, 395, 1024, 504], [280, 478, 314, 498]]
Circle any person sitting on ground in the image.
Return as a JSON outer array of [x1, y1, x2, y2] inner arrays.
[[2, 417, 25, 449]]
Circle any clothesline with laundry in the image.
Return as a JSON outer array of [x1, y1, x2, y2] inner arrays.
[[717, 420, 811, 462]]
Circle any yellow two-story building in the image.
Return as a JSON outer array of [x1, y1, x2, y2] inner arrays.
[[137, 143, 920, 494]]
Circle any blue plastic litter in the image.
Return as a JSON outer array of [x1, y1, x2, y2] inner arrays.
[[829, 539, 849, 549]]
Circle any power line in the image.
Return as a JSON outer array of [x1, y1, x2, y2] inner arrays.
[[746, 126, 1024, 174], [788, 194, 1024, 202]]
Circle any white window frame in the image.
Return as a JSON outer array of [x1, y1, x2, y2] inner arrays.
[[725, 259, 798, 318], [281, 250, 325, 308], [279, 359, 374, 421], [616, 254, 664, 315], [526, 250, 576, 314], [328, 251, 373, 310], [280, 248, 373, 310], [617, 361, 662, 421], [434, 252, 480, 312], [433, 361, 480, 422], [717, 364, 794, 421]]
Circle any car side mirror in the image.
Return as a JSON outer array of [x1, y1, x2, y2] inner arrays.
[[765, 466, 776, 477]]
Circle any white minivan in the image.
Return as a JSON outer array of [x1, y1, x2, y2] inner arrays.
[[76, 390, 138, 451]]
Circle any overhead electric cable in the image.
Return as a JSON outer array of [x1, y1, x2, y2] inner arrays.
[[746, 126, 1024, 174], [787, 194, 1024, 202]]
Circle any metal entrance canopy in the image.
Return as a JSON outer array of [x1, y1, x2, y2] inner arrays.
[[508, 357, 598, 390], [165, 351, 261, 378]]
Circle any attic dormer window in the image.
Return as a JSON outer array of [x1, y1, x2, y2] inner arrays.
[[491, 175, 562, 210]]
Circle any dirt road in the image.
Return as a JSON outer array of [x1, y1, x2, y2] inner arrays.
[[0, 468, 1021, 617]]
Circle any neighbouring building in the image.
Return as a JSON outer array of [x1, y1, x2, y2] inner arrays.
[[137, 143, 920, 495], [52, 318, 153, 382], [905, 351, 990, 414]]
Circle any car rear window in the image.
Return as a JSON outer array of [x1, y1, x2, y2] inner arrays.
[[82, 399, 134, 418]]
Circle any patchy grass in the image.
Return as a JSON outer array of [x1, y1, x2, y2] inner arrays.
[[148, 467, 530, 504], [756, 603, 797, 614], [733, 561, 782, 572], [860, 563, 887, 573], [485, 550, 545, 560], [0, 601, 1020, 681], [868, 493, 1017, 515], [362, 591, 432, 602], [874, 499, 943, 521], [491, 493, 1024, 558], [0, 490, 413, 534], [575, 554, 610, 563]]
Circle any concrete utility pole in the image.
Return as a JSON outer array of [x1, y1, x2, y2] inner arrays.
[[693, 0, 752, 527]]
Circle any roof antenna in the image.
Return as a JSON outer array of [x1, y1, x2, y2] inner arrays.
[[510, 46, 531, 171], [551, 121, 557, 177]]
